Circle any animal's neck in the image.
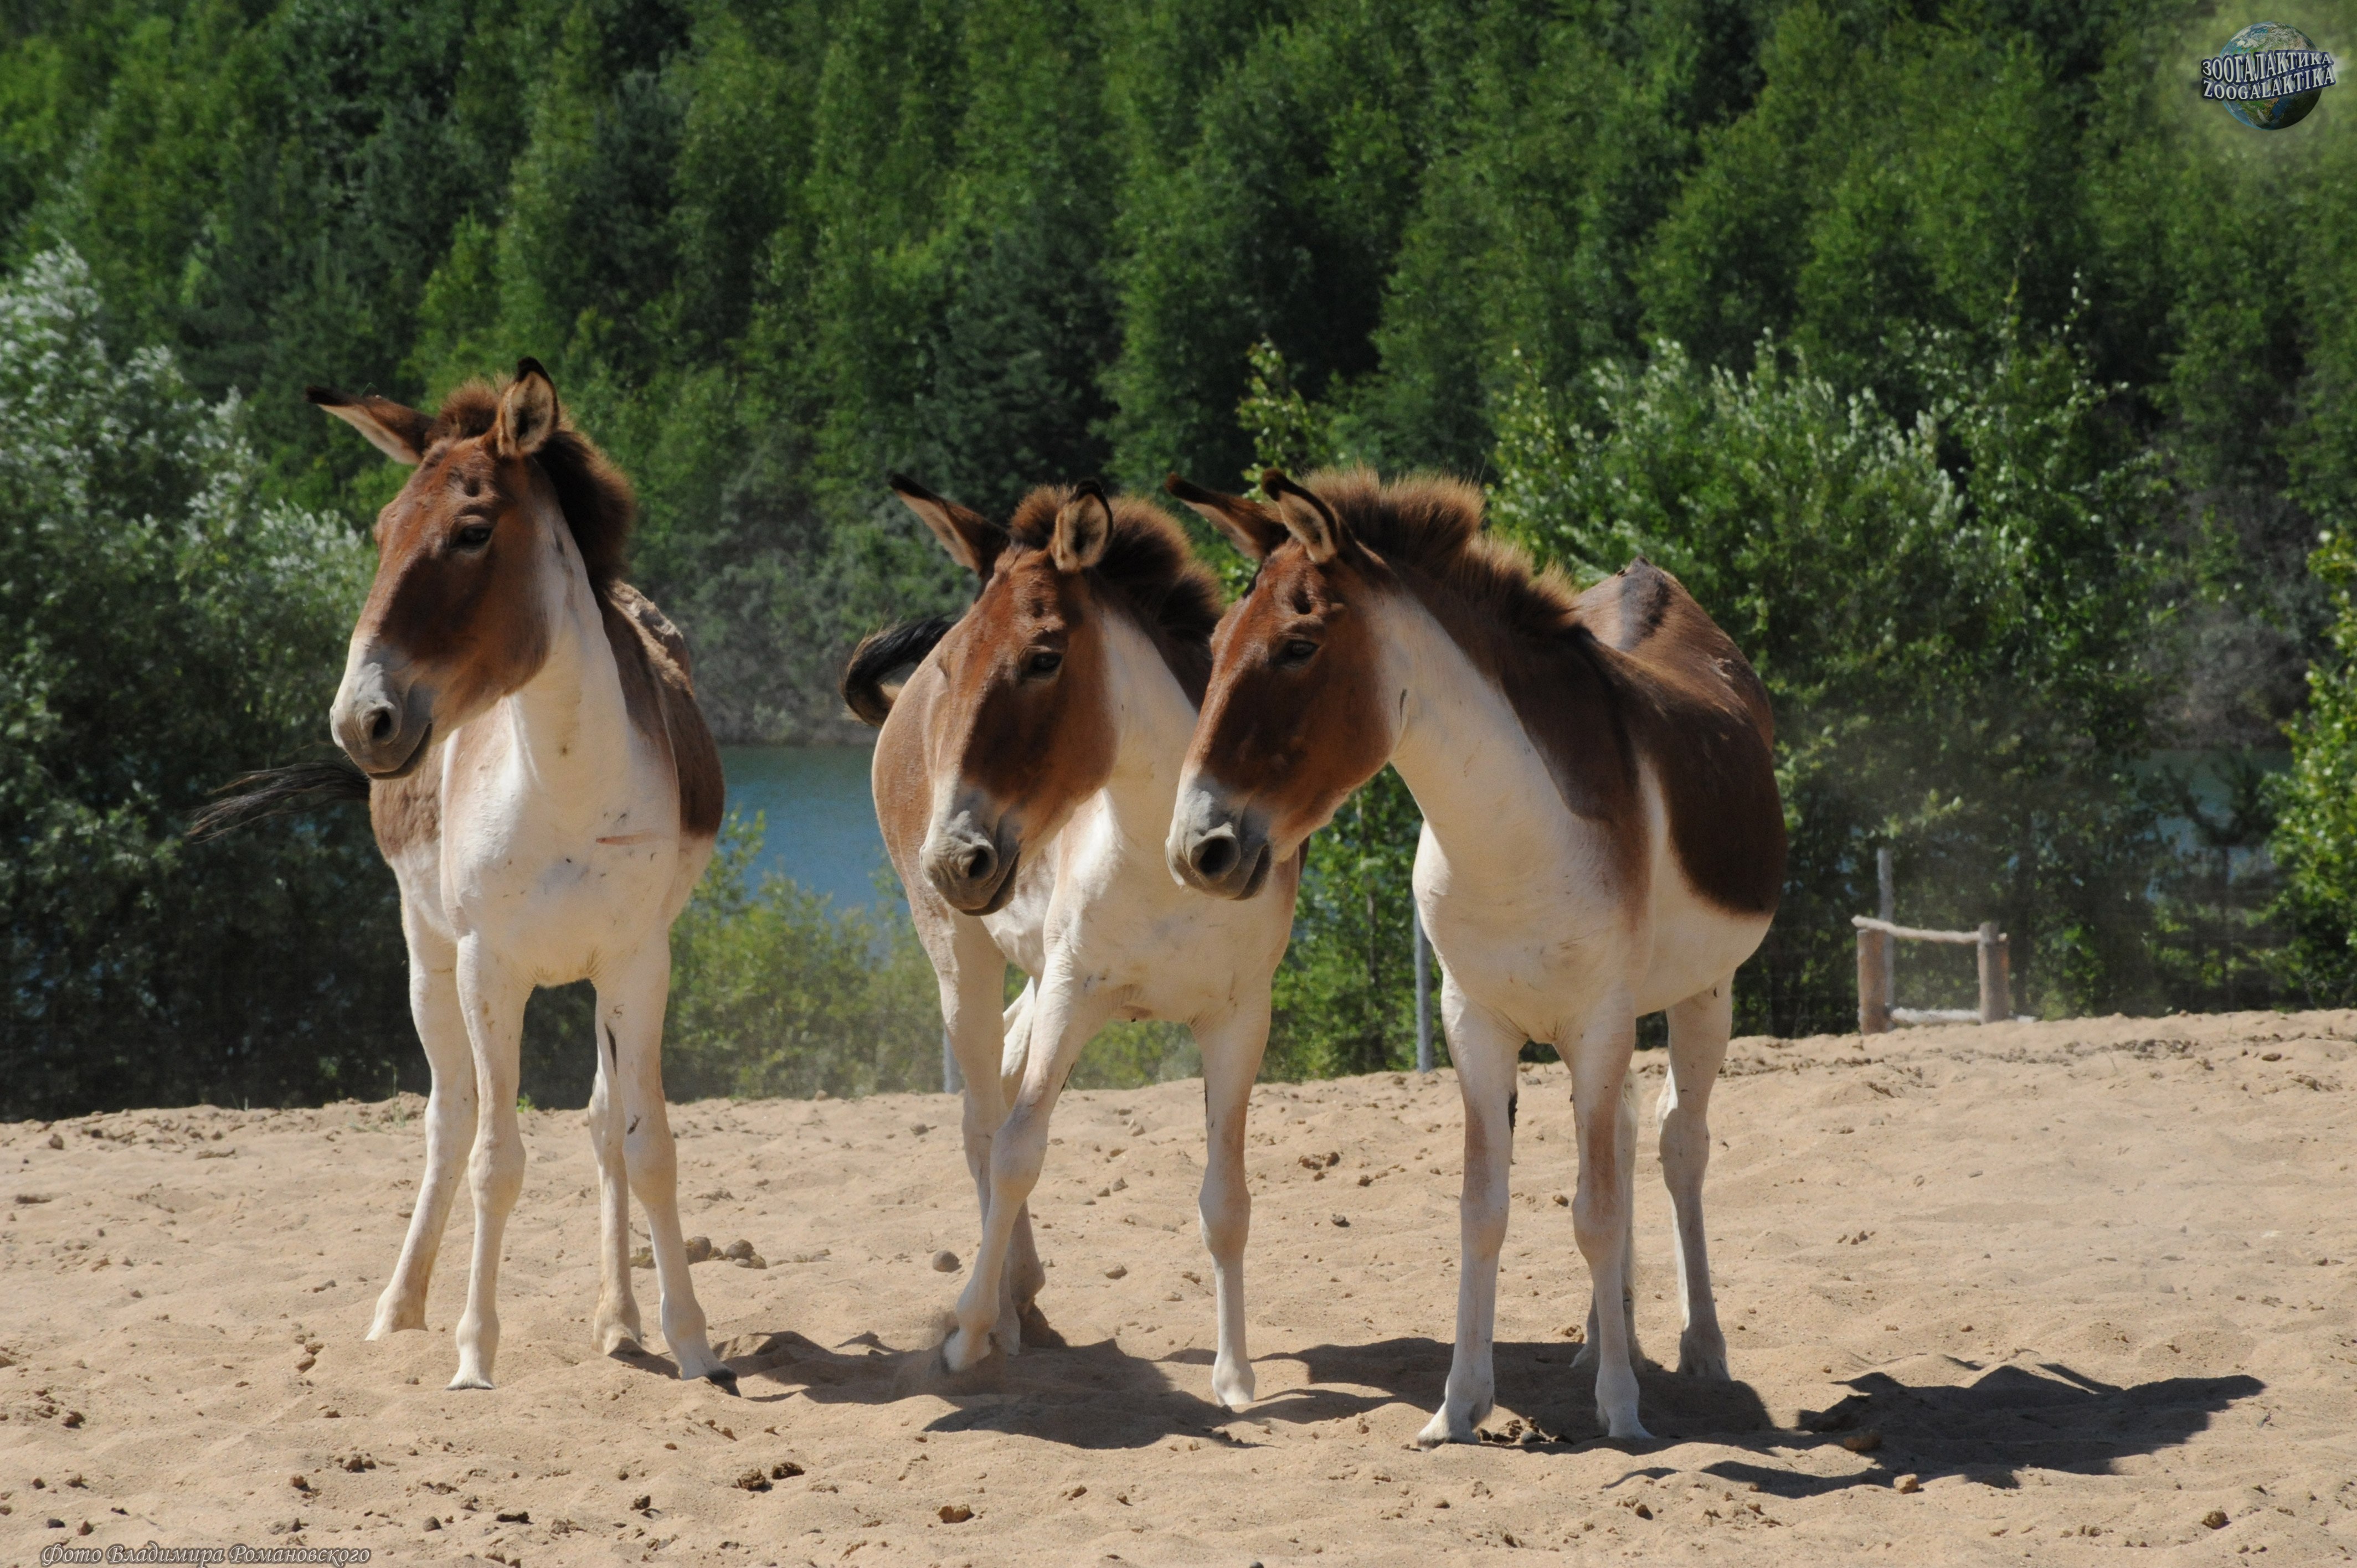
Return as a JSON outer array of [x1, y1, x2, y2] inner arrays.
[[497, 556, 635, 829], [1093, 611, 1201, 838], [1380, 591, 1582, 893]]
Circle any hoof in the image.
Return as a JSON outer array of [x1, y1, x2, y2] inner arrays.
[[703, 1367, 741, 1395], [446, 1371, 495, 1391], [1603, 1415, 1655, 1441], [1676, 1342, 1731, 1381], [1415, 1408, 1477, 1449], [367, 1305, 425, 1340], [1212, 1365, 1257, 1412], [941, 1324, 989, 1374]]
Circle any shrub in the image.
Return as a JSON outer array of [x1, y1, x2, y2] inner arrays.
[[0, 248, 402, 1118]]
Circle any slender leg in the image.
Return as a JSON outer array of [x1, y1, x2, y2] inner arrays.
[[1573, 1067, 1644, 1371], [1417, 983, 1522, 1447], [1193, 997, 1272, 1410], [601, 938, 732, 1387], [1660, 977, 1733, 1378], [449, 941, 531, 1390], [944, 967, 1113, 1373], [1567, 989, 1650, 1439], [932, 918, 1043, 1354], [586, 1011, 643, 1356], [997, 977, 1047, 1323], [1000, 979, 1035, 1102], [369, 912, 474, 1339]]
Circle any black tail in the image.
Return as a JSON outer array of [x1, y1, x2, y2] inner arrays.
[[187, 758, 372, 840], [841, 615, 955, 726]]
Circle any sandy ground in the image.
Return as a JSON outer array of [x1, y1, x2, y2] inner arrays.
[[2, 1010, 2353, 1567]]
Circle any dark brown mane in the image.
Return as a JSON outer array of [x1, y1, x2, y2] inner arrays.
[[430, 378, 635, 592], [1005, 485, 1223, 702], [1294, 467, 1588, 651]]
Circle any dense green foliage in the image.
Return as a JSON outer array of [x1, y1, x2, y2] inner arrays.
[[11, 0, 2357, 1106], [1493, 333, 2172, 1022], [0, 249, 404, 1115], [662, 817, 941, 1100]]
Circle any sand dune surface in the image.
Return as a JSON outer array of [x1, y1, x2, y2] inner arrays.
[[2, 1010, 2353, 1565]]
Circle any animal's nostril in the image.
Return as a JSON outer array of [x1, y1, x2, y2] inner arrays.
[[961, 844, 996, 881], [1192, 834, 1238, 879], [366, 705, 395, 743]]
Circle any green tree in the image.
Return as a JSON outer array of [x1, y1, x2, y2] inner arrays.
[[0, 248, 402, 1117], [1491, 328, 2172, 1030]]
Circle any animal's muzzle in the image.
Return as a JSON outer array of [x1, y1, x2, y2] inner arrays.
[[1167, 785, 1274, 900], [330, 659, 435, 778], [923, 807, 1021, 915]]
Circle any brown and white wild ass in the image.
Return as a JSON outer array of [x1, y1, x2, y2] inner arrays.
[[1165, 470, 1784, 1442], [844, 478, 1298, 1407], [299, 362, 732, 1391]]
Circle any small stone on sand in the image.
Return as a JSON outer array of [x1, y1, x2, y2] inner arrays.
[[932, 1250, 959, 1273]]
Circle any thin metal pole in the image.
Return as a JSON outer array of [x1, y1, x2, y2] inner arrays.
[[942, 1030, 961, 1095], [1413, 902, 1434, 1074], [1876, 847, 1896, 1012]]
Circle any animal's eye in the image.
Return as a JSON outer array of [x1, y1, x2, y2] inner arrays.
[[454, 520, 494, 551], [1025, 649, 1064, 678], [1277, 638, 1319, 667]]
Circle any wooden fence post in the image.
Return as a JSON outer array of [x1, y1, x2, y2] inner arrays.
[[1857, 926, 1891, 1034], [1977, 921, 2008, 1024]]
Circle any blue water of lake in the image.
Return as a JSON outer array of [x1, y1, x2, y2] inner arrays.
[[718, 745, 2291, 916], [718, 746, 892, 910]]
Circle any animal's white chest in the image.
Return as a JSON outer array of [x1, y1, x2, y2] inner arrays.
[[1416, 813, 1631, 1044], [1035, 787, 1291, 1024], [425, 716, 686, 983]]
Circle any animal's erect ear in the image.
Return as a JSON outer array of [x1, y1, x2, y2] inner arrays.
[[1262, 470, 1344, 564], [493, 358, 561, 458], [305, 385, 431, 465], [1165, 472, 1286, 561], [1052, 479, 1113, 574], [889, 474, 1004, 576]]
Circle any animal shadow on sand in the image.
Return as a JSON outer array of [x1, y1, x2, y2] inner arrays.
[[702, 1327, 1776, 1452], [708, 1324, 1296, 1450], [691, 1327, 2258, 1480], [1294, 1335, 1776, 1448], [1707, 1359, 2266, 1497]]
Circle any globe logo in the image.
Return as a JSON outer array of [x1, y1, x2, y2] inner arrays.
[[2200, 22, 2338, 129]]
